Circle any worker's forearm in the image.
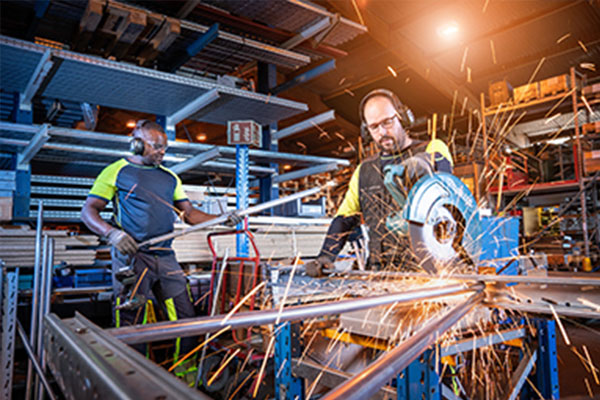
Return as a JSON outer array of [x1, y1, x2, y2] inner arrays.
[[81, 207, 113, 237], [183, 208, 216, 225]]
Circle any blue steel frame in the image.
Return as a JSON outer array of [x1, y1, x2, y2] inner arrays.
[[396, 348, 441, 400], [236, 144, 249, 256], [534, 319, 560, 399], [258, 62, 279, 212], [274, 322, 304, 400], [11, 93, 33, 219]]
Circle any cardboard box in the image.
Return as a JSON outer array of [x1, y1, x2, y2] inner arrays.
[[0, 197, 13, 221], [539, 74, 570, 97], [513, 82, 539, 103], [584, 150, 600, 175], [488, 80, 512, 106], [582, 121, 600, 135]]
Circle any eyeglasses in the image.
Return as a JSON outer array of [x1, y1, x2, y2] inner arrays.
[[144, 139, 168, 152], [366, 114, 398, 133]]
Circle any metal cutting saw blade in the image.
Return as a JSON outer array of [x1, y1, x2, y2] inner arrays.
[[404, 173, 482, 273]]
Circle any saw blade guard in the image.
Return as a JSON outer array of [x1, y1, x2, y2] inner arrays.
[[404, 172, 483, 272]]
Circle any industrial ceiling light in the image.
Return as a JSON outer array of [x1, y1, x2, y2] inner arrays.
[[196, 133, 207, 141], [437, 21, 459, 39], [126, 120, 136, 128]]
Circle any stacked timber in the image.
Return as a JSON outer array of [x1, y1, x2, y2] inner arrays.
[[170, 223, 329, 263], [0, 226, 99, 266]]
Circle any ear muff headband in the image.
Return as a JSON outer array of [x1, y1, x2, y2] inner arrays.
[[359, 89, 415, 144]]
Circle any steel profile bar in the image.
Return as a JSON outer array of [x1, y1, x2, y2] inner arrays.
[[35, 237, 54, 400], [322, 290, 485, 400], [505, 349, 537, 400], [17, 124, 49, 168], [166, 88, 220, 127], [272, 59, 336, 94], [21, 49, 54, 107], [169, 147, 221, 174], [109, 283, 482, 344], [136, 185, 324, 248], [273, 162, 339, 183], [16, 320, 57, 400], [273, 110, 336, 140]]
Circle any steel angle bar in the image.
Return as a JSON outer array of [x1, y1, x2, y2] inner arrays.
[[441, 328, 526, 357], [44, 313, 208, 400], [292, 357, 396, 400], [490, 301, 600, 319], [170, 147, 221, 175], [441, 383, 462, 400], [273, 110, 336, 140], [17, 124, 49, 168], [322, 290, 485, 400], [109, 283, 482, 344], [504, 350, 537, 400], [282, 17, 331, 49], [166, 88, 220, 127]]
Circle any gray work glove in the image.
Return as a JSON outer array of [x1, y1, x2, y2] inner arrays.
[[106, 228, 138, 256], [305, 255, 334, 277], [223, 211, 244, 227]]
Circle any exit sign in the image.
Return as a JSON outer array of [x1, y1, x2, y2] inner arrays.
[[227, 120, 261, 147]]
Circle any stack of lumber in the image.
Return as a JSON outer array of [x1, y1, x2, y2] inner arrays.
[[0, 226, 99, 266], [171, 223, 329, 263]]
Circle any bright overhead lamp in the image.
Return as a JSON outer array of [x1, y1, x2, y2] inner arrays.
[[437, 22, 459, 39], [126, 120, 136, 128], [196, 133, 207, 141]]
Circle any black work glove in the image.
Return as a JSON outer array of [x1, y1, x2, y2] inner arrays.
[[223, 211, 243, 227], [106, 228, 138, 256], [305, 255, 334, 277]]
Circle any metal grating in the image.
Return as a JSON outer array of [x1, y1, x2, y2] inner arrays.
[[0, 36, 308, 125], [201, 0, 367, 47]]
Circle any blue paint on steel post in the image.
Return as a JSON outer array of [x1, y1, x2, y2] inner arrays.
[[397, 348, 440, 400], [236, 144, 249, 256], [169, 23, 219, 72], [155, 116, 175, 140], [274, 322, 304, 400], [11, 93, 32, 220], [258, 62, 279, 213], [535, 319, 560, 399]]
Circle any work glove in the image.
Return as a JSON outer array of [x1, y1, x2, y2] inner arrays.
[[223, 210, 243, 227], [304, 255, 334, 277], [106, 228, 138, 256]]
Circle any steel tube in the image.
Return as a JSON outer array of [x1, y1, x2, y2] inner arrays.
[[25, 203, 43, 400], [139, 185, 323, 247], [36, 237, 54, 400], [322, 290, 485, 400], [33, 235, 49, 400], [110, 283, 482, 344], [17, 320, 57, 400]]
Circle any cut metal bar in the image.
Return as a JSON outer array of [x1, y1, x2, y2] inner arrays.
[[273, 109, 336, 140], [138, 185, 324, 247], [442, 328, 526, 357], [33, 235, 49, 400], [25, 203, 43, 400], [17, 124, 49, 168], [169, 147, 220, 174], [166, 88, 220, 127], [322, 290, 485, 400], [110, 283, 482, 344], [16, 320, 57, 400], [35, 237, 54, 400], [505, 349, 537, 400]]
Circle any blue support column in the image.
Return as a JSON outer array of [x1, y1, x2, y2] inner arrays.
[[11, 93, 33, 220], [535, 319, 560, 399], [236, 144, 249, 256], [258, 62, 279, 212], [397, 348, 440, 400], [155, 115, 175, 140], [274, 322, 304, 400]]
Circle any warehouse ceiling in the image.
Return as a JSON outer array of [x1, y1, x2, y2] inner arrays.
[[1, 0, 599, 160]]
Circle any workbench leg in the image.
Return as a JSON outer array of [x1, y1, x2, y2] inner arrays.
[[397, 348, 440, 400], [274, 322, 304, 400], [534, 319, 560, 399]]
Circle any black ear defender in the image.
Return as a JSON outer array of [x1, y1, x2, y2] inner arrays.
[[358, 89, 415, 144], [129, 119, 151, 156]]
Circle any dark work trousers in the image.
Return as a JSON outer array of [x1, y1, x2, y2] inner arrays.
[[111, 248, 196, 360]]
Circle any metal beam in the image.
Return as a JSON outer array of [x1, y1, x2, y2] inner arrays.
[[166, 88, 220, 130], [272, 59, 336, 94], [168, 23, 220, 72], [176, 0, 200, 19], [322, 290, 484, 400], [505, 350, 537, 400], [17, 124, 49, 169], [273, 162, 339, 184], [282, 17, 331, 49], [273, 110, 336, 140], [109, 283, 481, 344], [21, 49, 54, 108], [169, 147, 221, 174]]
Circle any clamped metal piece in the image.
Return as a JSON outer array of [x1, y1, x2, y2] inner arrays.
[[114, 265, 146, 311]]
